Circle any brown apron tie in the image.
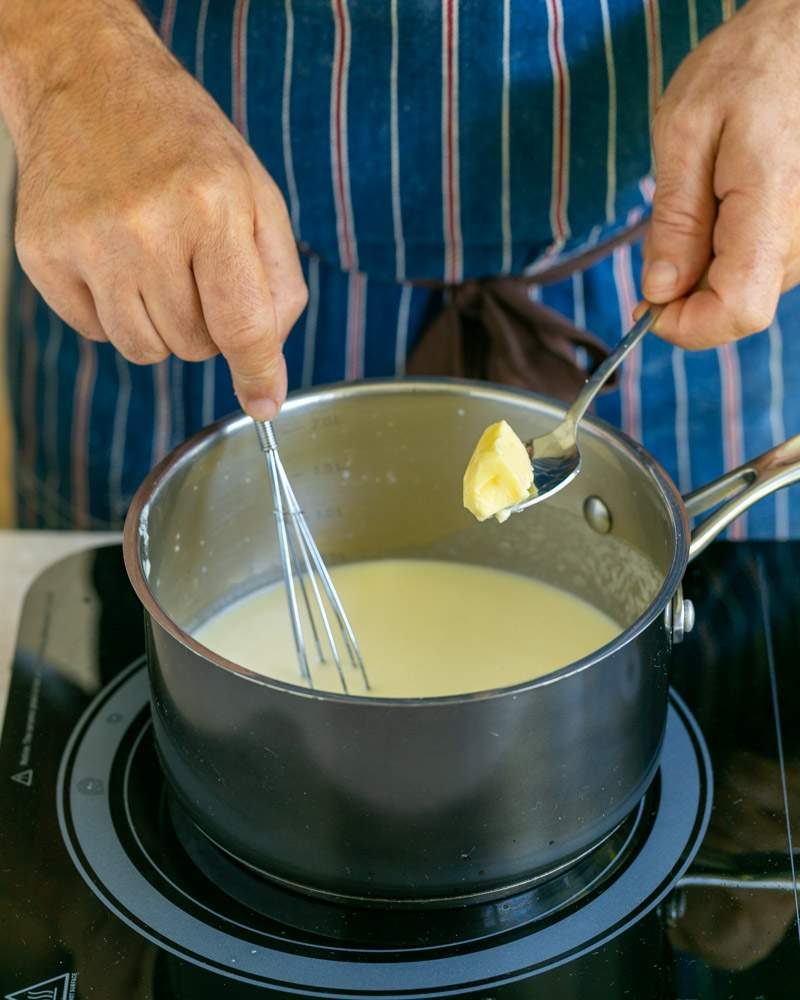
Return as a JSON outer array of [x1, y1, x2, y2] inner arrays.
[[406, 219, 649, 403]]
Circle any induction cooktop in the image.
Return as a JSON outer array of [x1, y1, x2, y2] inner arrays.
[[1, 542, 798, 999]]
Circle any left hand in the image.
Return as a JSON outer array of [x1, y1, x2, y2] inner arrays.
[[642, 0, 800, 348]]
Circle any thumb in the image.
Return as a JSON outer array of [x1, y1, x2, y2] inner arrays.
[[643, 108, 719, 303]]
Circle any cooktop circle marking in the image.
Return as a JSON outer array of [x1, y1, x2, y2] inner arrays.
[[125, 717, 649, 953], [57, 661, 712, 996]]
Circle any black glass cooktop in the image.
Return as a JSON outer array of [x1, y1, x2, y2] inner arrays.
[[0, 542, 798, 999]]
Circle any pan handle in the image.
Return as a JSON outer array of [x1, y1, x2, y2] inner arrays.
[[666, 851, 800, 925], [685, 435, 800, 561], [678, 870, 798, 891], [677, 847, 800, 892]]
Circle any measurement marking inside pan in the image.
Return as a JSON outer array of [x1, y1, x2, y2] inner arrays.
[[757, 555, 800, 941]]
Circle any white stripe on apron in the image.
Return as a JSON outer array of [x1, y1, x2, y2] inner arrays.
[[282, 0, 301, 234], [500, 0, 512, 273], [390, 0, 406, 281], [394, 283, 413, 376], [599, 0, 617, 225]]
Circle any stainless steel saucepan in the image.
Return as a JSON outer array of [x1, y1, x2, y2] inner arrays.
[[123, 379, 800, 904]]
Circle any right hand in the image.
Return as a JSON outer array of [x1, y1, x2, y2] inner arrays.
[[10, 2, 306, 420]]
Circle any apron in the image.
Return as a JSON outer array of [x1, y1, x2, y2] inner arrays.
[[7, 0, 800, 536]]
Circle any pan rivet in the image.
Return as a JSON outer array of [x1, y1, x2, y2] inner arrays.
[[583, 496, 612, 534], [683, 599, 696, 635], [667, 591, 695, 644]]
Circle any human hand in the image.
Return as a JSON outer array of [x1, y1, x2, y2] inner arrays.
[[641, 0, 800, 348], [7, 0, 306, 420]]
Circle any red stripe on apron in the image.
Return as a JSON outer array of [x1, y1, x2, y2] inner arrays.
[[71, 337, 97, 530], [613, 241, 642, 442], [718, 342, 747, 539], [546, 0, 570, 242], [233, 0, 250, 137], [442, 0, 462, 282], [345, 271, 367, 380], [639, 176, 656, 203], [19, 278, 38, 527], [643, 0, 662, 128], [160, 0, 177, 45], [331, 0, 356, 270], [152, 361, 172, 467]]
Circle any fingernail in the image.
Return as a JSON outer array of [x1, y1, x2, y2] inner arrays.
[[632, 301, 648, 322], [644, 260, 679, 296], [246, 397, 280, 422]]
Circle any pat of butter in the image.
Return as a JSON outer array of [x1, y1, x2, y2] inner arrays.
[[463, 420, 533, 522]]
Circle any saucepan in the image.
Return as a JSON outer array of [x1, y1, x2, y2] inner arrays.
[[122, 379, 800, 904]]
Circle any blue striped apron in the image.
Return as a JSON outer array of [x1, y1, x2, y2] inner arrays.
[[7, 0, 800, 536]]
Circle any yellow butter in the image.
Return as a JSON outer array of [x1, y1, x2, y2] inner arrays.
[[463, 419, 533, 522]]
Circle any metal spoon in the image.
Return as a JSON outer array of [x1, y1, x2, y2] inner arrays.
[[504, 304, 663, 517]]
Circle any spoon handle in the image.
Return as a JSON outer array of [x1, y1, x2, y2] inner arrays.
[[565, 303, 663, 431]]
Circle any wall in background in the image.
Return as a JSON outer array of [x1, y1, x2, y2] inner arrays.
[[0, 121, 14, 529]]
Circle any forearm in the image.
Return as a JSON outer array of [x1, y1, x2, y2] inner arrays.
[[0, 0, 154, 153]]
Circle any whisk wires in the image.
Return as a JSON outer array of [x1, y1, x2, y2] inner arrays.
[[254, 420, 370, 694]]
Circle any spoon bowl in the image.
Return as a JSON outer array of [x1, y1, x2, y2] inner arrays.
[[504, 304, 663, 517]]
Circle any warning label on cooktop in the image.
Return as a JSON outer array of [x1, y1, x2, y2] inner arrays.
[[4, 971, 77, 1000]]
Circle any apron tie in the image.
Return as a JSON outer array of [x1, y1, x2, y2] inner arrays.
[[406, 218, 649, 403]]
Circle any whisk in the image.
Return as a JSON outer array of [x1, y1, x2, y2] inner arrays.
[[254, 420, 370, 694]]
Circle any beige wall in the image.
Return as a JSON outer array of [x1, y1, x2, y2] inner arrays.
[[0, 121, 13, 529]]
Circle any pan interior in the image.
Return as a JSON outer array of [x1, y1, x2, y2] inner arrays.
[[133, 383, 682, 663]]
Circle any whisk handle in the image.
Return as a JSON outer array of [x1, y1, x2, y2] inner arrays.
[[254, 420, 278, 453]]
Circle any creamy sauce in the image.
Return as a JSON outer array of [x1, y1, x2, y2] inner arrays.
[[194, 559, 620, 698]]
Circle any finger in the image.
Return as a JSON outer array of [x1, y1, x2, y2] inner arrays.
[[140, 265, 218, 362], [91, 281, 171, 365], [652, 187, 786, 348], [193, 222, 286, 420], [643, 103, 719, 303], [17, 262, 108, 343], [250, 168, 308, 340]]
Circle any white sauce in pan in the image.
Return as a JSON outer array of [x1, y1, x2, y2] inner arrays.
[[193, 559, 620, 698]]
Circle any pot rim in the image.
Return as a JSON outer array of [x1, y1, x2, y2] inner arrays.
[[122, 377, 690, 706]]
